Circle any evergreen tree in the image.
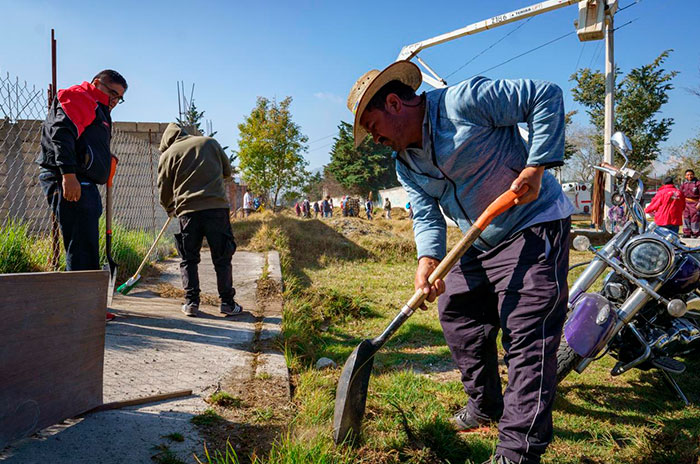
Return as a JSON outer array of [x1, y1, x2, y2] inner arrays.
[[326, 121, 398, 196]]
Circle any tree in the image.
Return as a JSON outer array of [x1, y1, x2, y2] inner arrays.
[[563, 110, 578, 161], [326, 121, 398, 196], [302, 171, 324, 199], [177, 99, 206, 135], [562, 124, 602, 184], [570, 50, 678, 171], [663, 135, 700, 180], [237, 96, 309, 209]]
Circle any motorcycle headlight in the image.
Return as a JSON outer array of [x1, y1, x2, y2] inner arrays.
[[622, 236, 673, 278]]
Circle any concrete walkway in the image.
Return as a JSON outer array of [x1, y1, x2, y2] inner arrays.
[[0, 250, 286, 463]]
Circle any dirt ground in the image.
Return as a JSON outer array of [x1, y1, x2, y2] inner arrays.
[[189, 275, 294, 463]]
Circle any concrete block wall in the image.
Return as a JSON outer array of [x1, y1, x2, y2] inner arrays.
[[0, 120, 173, 235]]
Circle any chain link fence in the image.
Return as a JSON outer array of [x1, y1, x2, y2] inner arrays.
[[0, 72, 173, 276]]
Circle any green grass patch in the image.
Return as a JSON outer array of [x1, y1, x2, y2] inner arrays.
[[0, 220, 46, 273], [163, 432, 185, 442], [231, 212, 700, 464], [208, 391, 242, 408], [191, 408, 224, 427], [151, 444, 187, 464], [0, 218, 174, 279], [194, 440, 241, 464], [98, 216, 175, 282], [252, 407, 275, 423]]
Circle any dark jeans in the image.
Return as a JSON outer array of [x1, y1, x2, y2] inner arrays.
[[660, 224, 679, 234], [437, 218, 570, 464], [39, 171, 102, 271], [174, 208, 236, 305]]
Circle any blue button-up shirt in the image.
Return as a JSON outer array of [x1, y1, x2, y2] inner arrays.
[[396, 76, 575, 260]]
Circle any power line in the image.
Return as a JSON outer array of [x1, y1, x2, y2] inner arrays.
[[613, 18, 638, 32], [446, 17, 533, 80], [469, 30, 576, 78], [573, 42, 587, 74], [307, 141, 334, 153], [589, 40, 604, 68], [308, 132, 336, 145], [617, 0, 641, 13], [466, 0, 642, 79]]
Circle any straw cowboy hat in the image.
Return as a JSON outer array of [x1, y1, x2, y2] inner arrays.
[[346, 60, 422, 147]]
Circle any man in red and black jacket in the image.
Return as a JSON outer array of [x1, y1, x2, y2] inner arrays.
[[37, 69, 127, 270]]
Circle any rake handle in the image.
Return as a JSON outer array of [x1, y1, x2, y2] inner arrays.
[[131, 217, 173, 278], [373, 186, 528, 347]]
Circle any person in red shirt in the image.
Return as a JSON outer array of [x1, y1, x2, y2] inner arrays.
[[645, 176, 685, 234]]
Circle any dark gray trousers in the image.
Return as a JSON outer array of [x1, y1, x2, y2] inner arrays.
[[438, 218, 570, 464], [174, 208, 237, 305], [39, 171, 102, 271]]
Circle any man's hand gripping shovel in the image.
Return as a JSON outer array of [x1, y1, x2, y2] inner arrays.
[[332, 185, 528, 445]]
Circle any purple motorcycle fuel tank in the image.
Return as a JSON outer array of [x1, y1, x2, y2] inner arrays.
[[564, 293, 618, 358], [659, 254, 700, 296]]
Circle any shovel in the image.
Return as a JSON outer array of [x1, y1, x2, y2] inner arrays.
[[332, 185, 528, 445], [104, 155, 118, 307]]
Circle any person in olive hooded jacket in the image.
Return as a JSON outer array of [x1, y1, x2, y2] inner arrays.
[[158, 122, 242, 317]]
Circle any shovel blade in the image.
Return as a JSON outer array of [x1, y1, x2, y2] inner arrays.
[[104, 261, 117, 307], [333, 339, 376, 445]]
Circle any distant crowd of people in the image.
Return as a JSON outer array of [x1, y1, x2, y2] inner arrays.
[[242, 188, 266, 217], [292, 195, 414, 221], [608, 169, 700, 238], [643, 169, 700, 237]]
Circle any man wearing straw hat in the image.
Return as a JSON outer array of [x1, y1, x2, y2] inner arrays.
[[347, 61, 574, 464]]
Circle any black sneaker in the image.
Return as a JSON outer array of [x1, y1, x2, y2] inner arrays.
[[181, 302, 199, 317], [450, 406, 495, 432], [220, 300, 243, 316], [482, 455, 517, 464]]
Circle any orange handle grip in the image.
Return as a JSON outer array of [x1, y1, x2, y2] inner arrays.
[[107, 155, 118, 187], [474, 185, 529, 230]]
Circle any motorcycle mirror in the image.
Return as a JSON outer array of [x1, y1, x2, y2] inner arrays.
[[572, 235, 591, 252], [611, 132, 633, 157]]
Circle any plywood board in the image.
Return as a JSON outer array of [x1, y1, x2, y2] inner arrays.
[[0, 270, 108, 449]]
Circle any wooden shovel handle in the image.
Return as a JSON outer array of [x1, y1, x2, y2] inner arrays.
[[405, 186, 529, 310]]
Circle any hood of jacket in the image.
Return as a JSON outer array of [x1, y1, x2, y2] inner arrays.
[[159, 123, 191, 152]]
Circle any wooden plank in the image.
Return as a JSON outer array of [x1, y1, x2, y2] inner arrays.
[[0, 270, 108, 449]]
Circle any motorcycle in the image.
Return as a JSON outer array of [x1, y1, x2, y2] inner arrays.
[[557, 132, 700, 404]]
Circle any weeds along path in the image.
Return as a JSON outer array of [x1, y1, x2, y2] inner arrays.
[[229, 210, 700, 464]]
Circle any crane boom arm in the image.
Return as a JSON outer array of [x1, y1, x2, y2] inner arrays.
[[397, 0, 580, 62]]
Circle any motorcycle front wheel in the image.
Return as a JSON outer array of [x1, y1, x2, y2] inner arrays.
[[556, 337, 583, 383]]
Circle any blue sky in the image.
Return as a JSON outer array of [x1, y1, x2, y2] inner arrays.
[[1, 0, 698, 171]]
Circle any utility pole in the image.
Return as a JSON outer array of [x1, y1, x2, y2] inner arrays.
[[603, 10, 615, 224]]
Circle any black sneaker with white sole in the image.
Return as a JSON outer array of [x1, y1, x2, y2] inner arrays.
[[450, 406, 498, 432], [181, 302, 199, 317], [220, 300, 243, 316]]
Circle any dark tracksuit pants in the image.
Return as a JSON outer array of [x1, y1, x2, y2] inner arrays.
[[39, 171, 102, 271], [175, 208, 237, 305], [437, 218, 570, 464], [682, 201, 700, 237]]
